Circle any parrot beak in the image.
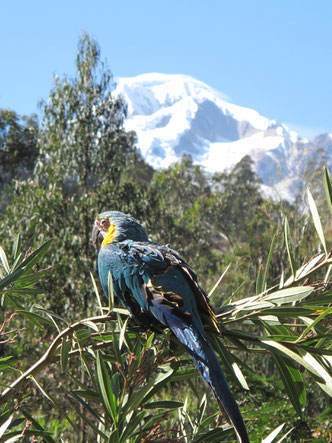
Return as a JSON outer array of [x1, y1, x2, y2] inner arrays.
[[92, 223, 103, 248]]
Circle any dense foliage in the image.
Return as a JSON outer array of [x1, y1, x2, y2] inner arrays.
[[0, 110, 38, 210], [0, 33, 331, 442]]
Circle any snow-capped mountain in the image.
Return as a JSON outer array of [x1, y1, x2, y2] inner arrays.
[[114, 73, 331, 200]]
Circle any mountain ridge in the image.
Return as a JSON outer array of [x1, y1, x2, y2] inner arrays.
[[114, 73, 330, 201]]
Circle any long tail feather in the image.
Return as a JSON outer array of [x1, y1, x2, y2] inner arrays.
[[167, 316, 249, 443]]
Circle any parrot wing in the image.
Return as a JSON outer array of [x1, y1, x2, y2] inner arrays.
[[98, 240, 249, 442]]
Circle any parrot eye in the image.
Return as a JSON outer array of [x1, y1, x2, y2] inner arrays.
[[100, 218, 110, 231]]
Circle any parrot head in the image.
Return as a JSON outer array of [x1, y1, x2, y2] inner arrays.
[[92, 211, 149, 248]]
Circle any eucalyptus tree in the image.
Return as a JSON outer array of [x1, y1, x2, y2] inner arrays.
[[3, 32, 140, 314]]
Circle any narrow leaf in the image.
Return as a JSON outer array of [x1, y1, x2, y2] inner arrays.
[[272, 353, 304, 415], [232, 362, 249, 390], [284, 217, 296, 278], [299, 306, 332, 340], [256, 266, 263, 295], [0, 247, 10, 273], [96, 351, 117, 421], [307, 188, 327, 255], [265, 286, 313, 304], [20, 409, 56, 443], [17, 310, 54, 329], [262, 233, 276, 290], [17, 239, 53, 272], [212, 337, 248, 390], [61, 337, 71, 372], [262, 423, 285, 443], [0, 415, 13, 439], [193, 426, 234, 443], [67, 393, 108, 440], [261, 340, 329, 384], [12, 234, 21, 262], [276, 427, 294, 443], [145, 332, 155, 350], [208, 263, 231, 297], [323, 165, 332, 216], [144, 400, 184, 409], [119, 317, 129, 350], [0, 268, 25, 291], [90, 271, 103, 314]]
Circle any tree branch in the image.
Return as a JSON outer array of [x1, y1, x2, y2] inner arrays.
[[0, 314, 111, 406]]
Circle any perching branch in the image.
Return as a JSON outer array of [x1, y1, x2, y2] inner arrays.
[[0, 314, 111, 406]]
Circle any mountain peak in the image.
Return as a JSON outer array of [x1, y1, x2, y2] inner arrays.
[[114, 73, 317, 201]]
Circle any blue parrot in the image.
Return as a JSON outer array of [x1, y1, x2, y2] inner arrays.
[[92, 211, 249, 442]]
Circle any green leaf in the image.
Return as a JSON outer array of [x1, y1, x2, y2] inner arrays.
[[324, 165, 332, 216], [193, 425, 234, 442], [261, 340, 331, 387], [119, 317, 129, 350], [144, 400, 184, 409], [275, 427, 295, 443], [72, 389, 100, 401], [75, 329, 92, 345], [123, 368, 174, 414], [208, 263, 231, 297], [0, 415, 13, 439], [34, 306, 68, 326], [61, 337, 71, 372], [126, 410, 167, 441], [12, 234, 21, 262], [29, 375, 79, 432], [0, 268, 25, 292], [145, 332, 155, 350], [262, 423, 285, 443], [81, 320, 99, 332], [256, 266, 263, 295], [67, 393, 109, 440], [265, 286, 313, 304], [17, 239, 53, 273], [20, 409, 56, 443], [232, 361, 249, 390], [299, 306, 332, 340], [284, 217, 296, 278], [17, 310, 54, 329], [120, 410, 146, 442], [212, 337, 248, 390], [297, 349, 332, 388], [272, 352, 305, 415], [307, 188, 327, 255], [0, 247, 10, 274], [96, 351, 117, 422], [8, 287, 45, 295], [196, 394, 207, 429], [197, 413, 219, 432], [262, 233, 276, 291], [261, 307, 320, 317], [90, 271, 103, 314], [170, 367, 198, 382]]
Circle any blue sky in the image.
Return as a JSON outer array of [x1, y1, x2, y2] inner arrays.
[[1, 0, 331, 139]]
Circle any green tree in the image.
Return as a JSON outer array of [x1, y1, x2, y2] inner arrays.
[[37, 31, 136, 190], [0, 110, 38, 210], [146, 155, 216, 277], [2, 32, 142, 315], [212, 155, 263, 247]]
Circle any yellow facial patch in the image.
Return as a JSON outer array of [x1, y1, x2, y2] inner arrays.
[[101, 224, 116, 247]]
